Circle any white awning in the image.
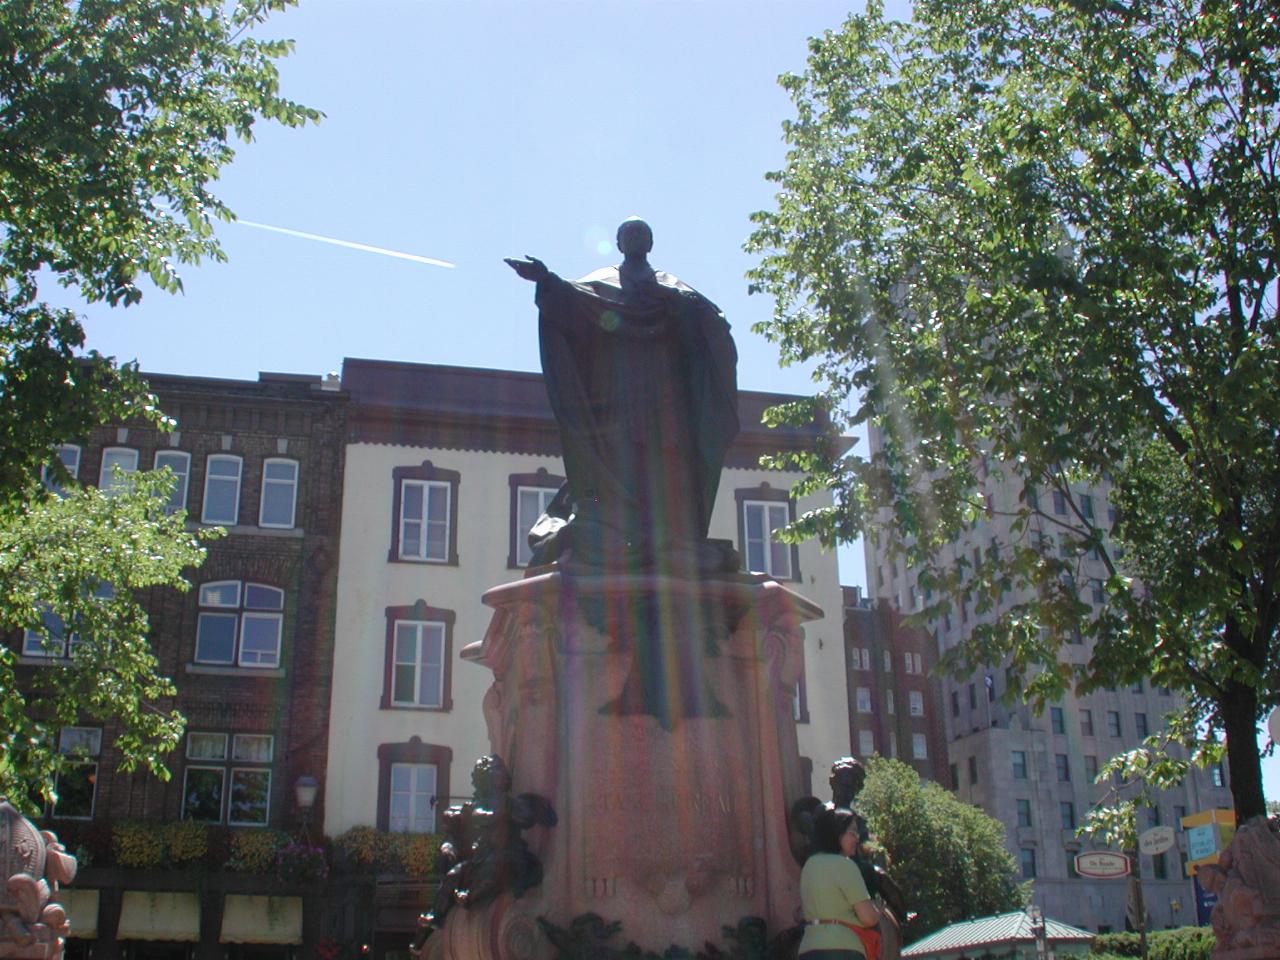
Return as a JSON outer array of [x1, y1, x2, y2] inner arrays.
[[62, 888, 100, 939], [220, 895, 303, 944], [117, 891, 201, 942]]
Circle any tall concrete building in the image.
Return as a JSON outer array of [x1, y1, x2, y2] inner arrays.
[[863, 424, 1232, 933]]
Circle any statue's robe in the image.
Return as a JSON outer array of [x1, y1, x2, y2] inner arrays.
[[530, 265, 738, 571]]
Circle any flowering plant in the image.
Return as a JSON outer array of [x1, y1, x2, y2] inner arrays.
[[275, 839, 329, 884]]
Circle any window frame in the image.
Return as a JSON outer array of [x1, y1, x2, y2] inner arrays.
[[376, 738, 452, 833], [193, 580, 285, 669], [911, 733, 927, 759], [98, 446, 139, 493], [181, 731, 274, 825], [389, 461, 461, 565], [201, 454, 243, 526], [153, 449, 192, 515], [53, 726, 102, 820], [1011, 750, 1028, 780], [508, 469, 565, 568], [734, 485, 800, 581], [258, 457, 299, 529], [381, 601, 455, 712], [855, 686, 872, 714], [908, 690, 924, 716], [42, 443, 81, 493]]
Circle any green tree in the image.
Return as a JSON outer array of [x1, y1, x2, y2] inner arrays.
[[0, 0, 320, 495], [0, 0, 316, 805], [747, 0, 1278, 820], [857, 757, 1024, 942], [0, 472, 214, 810]]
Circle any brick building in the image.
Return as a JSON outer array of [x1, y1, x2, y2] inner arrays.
[[840, 586, 949, 785], [17, 370, 347, 959]]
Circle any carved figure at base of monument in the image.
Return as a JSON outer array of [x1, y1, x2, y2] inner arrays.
[[1, 799, 77, 960], [1198, 815, 1280, 960]]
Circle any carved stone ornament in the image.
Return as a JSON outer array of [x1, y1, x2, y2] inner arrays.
[[0, 798, 77, 959], [1198, 816, 1280, 960]]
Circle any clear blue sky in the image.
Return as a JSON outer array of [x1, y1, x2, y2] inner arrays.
[[64, 0, 1275, 801]]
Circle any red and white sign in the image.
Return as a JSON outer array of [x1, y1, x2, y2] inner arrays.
[[1139, 826, 1176, 856], [1075, 851, 1131, 879]]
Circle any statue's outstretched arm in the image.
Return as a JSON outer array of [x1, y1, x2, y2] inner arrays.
[[504, 256, 550, 282]]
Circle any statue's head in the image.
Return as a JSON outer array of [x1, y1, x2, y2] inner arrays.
[[471, 754, 512, 798], [829, 757, 866, 805], [616, 217, 653, 257]]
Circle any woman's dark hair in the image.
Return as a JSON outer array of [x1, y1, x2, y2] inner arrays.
[[813, 805, 856, 855]]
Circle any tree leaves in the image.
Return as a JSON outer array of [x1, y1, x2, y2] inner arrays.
[[748, 0, 1279, 818]]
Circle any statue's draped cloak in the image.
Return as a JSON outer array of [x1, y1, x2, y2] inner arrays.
[[533, 267, 738, 561]]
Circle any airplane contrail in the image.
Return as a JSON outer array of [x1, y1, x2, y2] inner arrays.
[[235, 219, 456, 269]]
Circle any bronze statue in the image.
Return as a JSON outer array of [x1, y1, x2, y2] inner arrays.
[[506, 218, 739, 574]]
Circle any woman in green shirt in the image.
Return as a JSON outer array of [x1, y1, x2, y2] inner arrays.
[[798, 807, 881, 959]]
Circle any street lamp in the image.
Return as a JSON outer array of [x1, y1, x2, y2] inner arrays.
[[295, 774, 319, 841]]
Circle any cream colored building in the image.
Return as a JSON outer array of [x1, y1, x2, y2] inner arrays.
[[323, 358, 850, 837]]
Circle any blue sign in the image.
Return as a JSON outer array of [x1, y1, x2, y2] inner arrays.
[[1194, 875, 1218, 926], [1187, 823, 1217, 861]]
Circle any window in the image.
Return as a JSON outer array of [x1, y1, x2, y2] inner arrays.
[[153, 450, 191, 515], [1016, 798, 1032, 828], [855, 687, 872, 713], [97, 447, 139, 493], [381, 601, 455, 712], [860, 648, 872, 670], [911, 733, 927, 759], [950, 764, 959, 790], [885, 690, 895, 714], [1080, 494, 1094, 519], [1060, 801, 1076, 830], [902, 652, 921, 674], [741, 499, 793, 578], [377, 738, 452, 833], [22, 583, 113, 659], [194, 581, 284, 668], [1053, 490, 1067, 515], [202, 454, 243, 525], [951, 691, 960, 717], [1106, 711, 1122, 737], [42, 444, 81, 494], [1135, 712, 1149, 738], [258, 459, 299, 528], [888, 733, 897, 758], [1091, 579, 1105, 604], [1012, 751, 1028, 779], [1056, 754, 1071, 781], [1211, 763, 1226, 787], [968, 683, 977, 708], [1085, 755, 1099, 781], [858, 729, 875, 756], [1131, 679, 1144, 694], [53, 727, 101, 819], [908, 691, 924, 716], [1175, 805, 1187, 827], [968, 755, 978, 784], [182, 731, 273, 825], [1152, 852, 1168, 879], [509, 471, 563, 567], [1081, 709, 1094, 737], [390, 461, 460, 564], [883, 650, 892, 672], [1020, 848, 1037, 878], [1051, 706, 1065, 734]]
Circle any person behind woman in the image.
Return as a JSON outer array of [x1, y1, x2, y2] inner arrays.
[[798, 806, 881, 960]]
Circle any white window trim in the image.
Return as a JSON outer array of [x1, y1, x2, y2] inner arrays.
[[153, 450, 191, 515], [98, 447, 139, 492], [855, 687, 872, 714], [909, 691, 925, 717], [515, 485, 559, 567], [398, 479, 451, 562], [391, 620, 446, 708], [202, 454, 243, 525], [227, 767, 273, 827], [193, 581, 283, 669], [389, 761, 438, 834], [42, 444, 81, 491], [258, 458, 299, 529], [741, 499, 792, 578]]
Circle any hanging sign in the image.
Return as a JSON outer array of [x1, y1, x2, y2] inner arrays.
[[1139, 825, 1176, 856], [1075, 851, 1130, 878]]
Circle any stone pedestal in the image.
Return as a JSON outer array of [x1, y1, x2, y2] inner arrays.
[[1200, 816, 1280, 960], [441, 570, 820, 959]]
